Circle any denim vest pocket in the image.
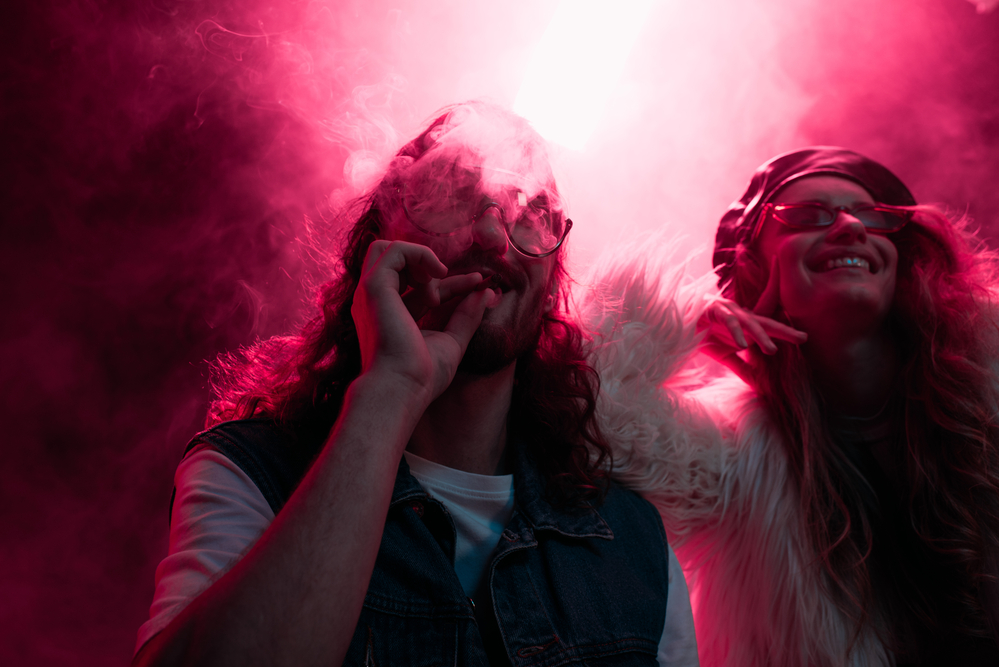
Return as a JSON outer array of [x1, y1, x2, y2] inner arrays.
[[342, 494, 486, 666], [486, 487, 666, 666]]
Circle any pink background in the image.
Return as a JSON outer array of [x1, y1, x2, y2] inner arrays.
[[3, 0, 999, 663]]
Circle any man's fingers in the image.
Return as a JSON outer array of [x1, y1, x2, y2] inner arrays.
[[438, 273, 483, 303], [753, 256, 781, 316], [401, 273, 483, 322], [441, 289, 492, 347], [364, 240, 448, 287], [400, 281, 440, 321]]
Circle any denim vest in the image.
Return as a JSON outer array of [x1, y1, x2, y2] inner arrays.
[[182, 419, 670, 666]]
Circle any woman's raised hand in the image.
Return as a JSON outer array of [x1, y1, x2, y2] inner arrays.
[[698, 259, 807, 380]]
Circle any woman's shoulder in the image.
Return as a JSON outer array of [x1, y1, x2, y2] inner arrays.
[[690, 377, 786, 456]]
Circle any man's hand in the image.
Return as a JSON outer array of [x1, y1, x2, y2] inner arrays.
[[698, 259, 806, 381], [134, 241, 497, 667], [352, 240, 496, 406]]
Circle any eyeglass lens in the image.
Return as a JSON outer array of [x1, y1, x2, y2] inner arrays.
[[502, 197, 564, 255], [772, 203, 909, 231], [403, 186, 566, 254]]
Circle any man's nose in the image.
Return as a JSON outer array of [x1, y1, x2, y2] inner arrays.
[[827, 210, 868, 244], [471, 205, 509, 253]]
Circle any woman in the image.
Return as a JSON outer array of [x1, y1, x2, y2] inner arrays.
[[588, 147, 999, 666]]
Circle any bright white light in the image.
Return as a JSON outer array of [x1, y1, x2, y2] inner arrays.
[[515, 0, 657, 151]]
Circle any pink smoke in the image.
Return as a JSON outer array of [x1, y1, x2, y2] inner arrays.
[[3, 0, 998, 664]]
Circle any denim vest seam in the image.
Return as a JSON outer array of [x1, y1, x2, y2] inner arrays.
[[507, 637, 659, 667], [529, 525, 614, 540], [362, 592, 473, 619], [389, 488, 431, 506]]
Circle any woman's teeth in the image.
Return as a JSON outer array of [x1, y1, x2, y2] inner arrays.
[[824, 257, 870, 271]]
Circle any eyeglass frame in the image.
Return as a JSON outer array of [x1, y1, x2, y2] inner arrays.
[[750, 201, 914, 244], [398, 189, 573, 259]]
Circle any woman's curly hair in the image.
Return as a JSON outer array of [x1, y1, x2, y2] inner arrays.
[[727, 205, 999, 653]]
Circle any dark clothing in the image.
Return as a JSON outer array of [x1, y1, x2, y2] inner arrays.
[[832, 412, 999, 667], [184, 419, 671, 666]]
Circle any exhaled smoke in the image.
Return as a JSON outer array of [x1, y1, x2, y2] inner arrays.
[[968, 0, 999, 13], [5, 0, 998, 665], [371, 101, 564, 259]]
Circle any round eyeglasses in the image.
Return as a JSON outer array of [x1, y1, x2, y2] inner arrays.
[[752, 202, 913, 242], [400, 187, 572, 259]]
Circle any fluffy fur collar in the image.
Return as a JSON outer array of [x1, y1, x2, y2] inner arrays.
[[581, 251, 891, 667]]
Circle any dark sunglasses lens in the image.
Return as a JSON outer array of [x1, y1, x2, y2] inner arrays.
[[856, 207, 909, 231], [772, 204, 832, 227]]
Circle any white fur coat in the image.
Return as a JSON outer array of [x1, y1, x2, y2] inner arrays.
[[581, 252, 892, 667]]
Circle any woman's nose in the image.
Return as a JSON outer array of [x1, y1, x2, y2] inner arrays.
[[826, 210, 868, 243]]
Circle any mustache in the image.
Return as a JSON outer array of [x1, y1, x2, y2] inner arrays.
[[446, 251, 528, 292]]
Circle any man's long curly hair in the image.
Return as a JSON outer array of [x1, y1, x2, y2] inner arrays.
[[206, 103, 611, 506], [728, 205, 999, 655]]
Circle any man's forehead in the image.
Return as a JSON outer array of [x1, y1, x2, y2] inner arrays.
[[427, 107, 553, 186], [400, 146, 555, 204]]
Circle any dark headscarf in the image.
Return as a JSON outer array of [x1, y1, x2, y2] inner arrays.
[[712, 146, 916, 288]]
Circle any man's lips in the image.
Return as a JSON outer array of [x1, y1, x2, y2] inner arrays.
[[449, 257, 525, 293], [475, 273, 505, 291]]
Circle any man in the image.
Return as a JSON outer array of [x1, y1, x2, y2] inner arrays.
[[134, 101, 698, 665]]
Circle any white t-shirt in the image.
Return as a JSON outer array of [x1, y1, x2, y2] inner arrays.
[[136, 449, 699, 665], [403, 451, 517, 597]]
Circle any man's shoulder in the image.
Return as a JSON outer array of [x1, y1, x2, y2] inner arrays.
[[589, 479, 669, 550], [602, 479, 666, 520], [189, 417, 287, 447], [185, 418, 320, 514]]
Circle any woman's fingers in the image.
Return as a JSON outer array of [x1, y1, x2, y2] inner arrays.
[[738, 312, 777, 354], [718, 310, 749, 349], [758, 316, 808, 344], [750, 260, 807, 348], [701, 295, 806, 357], [733, 311, 806, 354]]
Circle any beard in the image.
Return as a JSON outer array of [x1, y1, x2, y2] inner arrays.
[[457, 288, 546, 376]]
